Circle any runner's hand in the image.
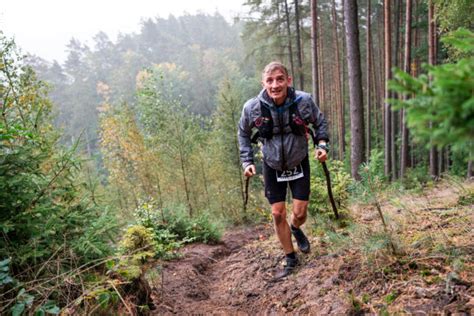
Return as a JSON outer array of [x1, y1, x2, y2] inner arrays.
[[244, 164, 256, 177], [315, 148, 327, 162]]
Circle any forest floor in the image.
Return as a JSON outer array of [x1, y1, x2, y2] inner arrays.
[[149, 180, 473, 315]]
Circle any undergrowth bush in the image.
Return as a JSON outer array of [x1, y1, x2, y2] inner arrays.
[[398, 165, 430, 191], [132, 200, 222, 259], [349, 149, 387, 204], [308, 158, 353, 246], [0, 34, 118, 314], [309, 159, 351, 216], [349, 149, 399, 255], [120, 225, 157, 261], [458, 187, 474, 206]]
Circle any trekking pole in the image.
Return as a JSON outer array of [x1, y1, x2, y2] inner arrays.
[[244, 176, 250, 211], [321, 161, 339, 219]]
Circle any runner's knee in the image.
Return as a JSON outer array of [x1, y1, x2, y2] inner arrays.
[[292, 200, 308, 223], [293, 210, 307, 222], [271, 204, 286, 225]]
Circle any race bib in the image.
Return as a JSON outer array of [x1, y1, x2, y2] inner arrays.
[[276, 164, 304, 182]]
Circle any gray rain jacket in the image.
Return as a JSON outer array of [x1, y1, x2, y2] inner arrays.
[[238, 87, 329, 171]]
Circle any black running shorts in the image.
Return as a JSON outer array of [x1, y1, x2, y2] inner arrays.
[[262, 155, 311, 204]]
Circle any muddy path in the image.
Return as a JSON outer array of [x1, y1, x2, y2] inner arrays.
[[150, 183, 473, 315], [151, 224, 362, 315]]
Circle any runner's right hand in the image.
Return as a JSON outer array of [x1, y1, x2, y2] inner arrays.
[[244, 165, 256, 177]]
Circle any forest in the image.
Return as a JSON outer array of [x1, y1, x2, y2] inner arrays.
[[1, 0, 473, 314]]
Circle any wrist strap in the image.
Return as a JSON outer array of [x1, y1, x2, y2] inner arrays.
[[317, 143, 329, 151]]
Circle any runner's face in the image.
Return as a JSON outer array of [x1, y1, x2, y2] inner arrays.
[[262, 70, 292, 105]]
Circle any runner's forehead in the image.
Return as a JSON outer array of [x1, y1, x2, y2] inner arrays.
[[262, 70, 287, 80]]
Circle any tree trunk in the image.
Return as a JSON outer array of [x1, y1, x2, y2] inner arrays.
[[284, 0, 296, 79], [378, 7, 385, 146], [341, 0, 347, 159], [294, 0, 304, 90], [428, 0, 439, 179], [344, 0, 365, 180], [411, 0, 420, 168], [332, 0, 344, 161], [310, 0, 319, 104], [179, 147, 193, 217], [318, 18, 325, 112], [366, 0, 372, 162], [384, 0, 393, 180], [391, 0, 402, 179], [276, 2, 285, 60], [400, 0, 412, 178]]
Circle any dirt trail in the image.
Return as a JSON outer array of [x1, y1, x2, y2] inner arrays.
[[151, 182, 473, 315], [152, 224, 358, 314]]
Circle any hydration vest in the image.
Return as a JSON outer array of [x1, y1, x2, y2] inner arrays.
[[251, 96, 308, 144]]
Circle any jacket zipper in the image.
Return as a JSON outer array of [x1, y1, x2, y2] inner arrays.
[[278, 110, 286, 170]]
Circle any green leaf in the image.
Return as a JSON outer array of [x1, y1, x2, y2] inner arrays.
[[0, 258, 11, 268], [98, 292, 110, 308], [105, 259, 116, 270], [34, 310, 45, 316], [35, 300, 60, 315], [11, 303, 25, 316], [44, 305, 60, 315]]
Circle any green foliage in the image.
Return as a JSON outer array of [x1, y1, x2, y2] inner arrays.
[[396, 165, 430, 191], [11, 289, 34, 316], [441, 28, 474, 57], [129, 201, 222, 259], [362, 232, 394, 255], [136, 67, 208, 216], [389, 29, 474, 159], [349, 150, 398, 255], [384, 290, 400, 304], [31, 13, 245, 156], [120, 225, 157, 260], [186, 212, 223, 244], [150, 203, 222, 244], [348, 290, 363, 314], [349, 149, 387, 204], [309, 159, 352, 215], [0, 33, 118, 314], [210, 75, 263, 224], [0, 258, 14, 286], [435, 0, 474, 35], [99, 101, 162, 213], [9, 288, 60, 316], [457, 187, 474, 206], [34, 301, 61, 315]]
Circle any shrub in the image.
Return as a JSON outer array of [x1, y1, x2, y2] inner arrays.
[[0, 34, 117, 314], [132, 201, 222, 259], [309, 159, 352, 216], [120, 225, 156, 258], [349, 149, 387, 204]]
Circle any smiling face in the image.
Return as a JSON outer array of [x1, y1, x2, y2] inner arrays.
[[262, 68, 292, 106]]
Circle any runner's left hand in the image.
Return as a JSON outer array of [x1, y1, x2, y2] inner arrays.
[[315, 148, 327, 162]]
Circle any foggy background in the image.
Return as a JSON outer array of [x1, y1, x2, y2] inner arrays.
[[1, 0, 245, 62]]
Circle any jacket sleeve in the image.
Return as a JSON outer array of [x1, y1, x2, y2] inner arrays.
[[306, 95, 329, 145], [238, 100, 255, 169]]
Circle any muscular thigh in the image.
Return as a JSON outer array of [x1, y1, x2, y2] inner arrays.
[[263, 160, 287, 204], [289, 155, 310, 201]]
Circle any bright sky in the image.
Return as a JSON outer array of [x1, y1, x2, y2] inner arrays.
[[1, 0, 245, 63]]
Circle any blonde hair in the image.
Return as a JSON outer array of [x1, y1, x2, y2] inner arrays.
[[262, 61, 289, 78]]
